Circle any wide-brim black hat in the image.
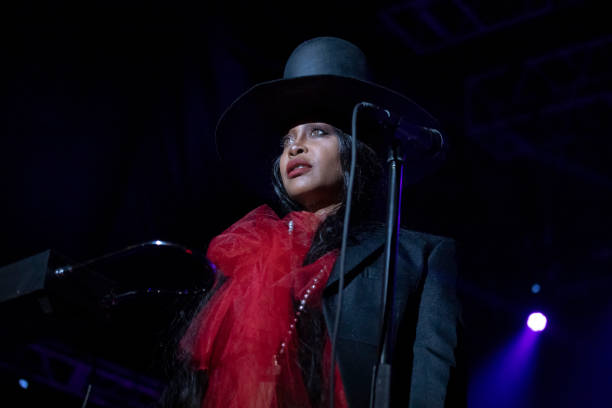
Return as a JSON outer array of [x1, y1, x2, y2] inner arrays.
[[215, 36, 441, 200]]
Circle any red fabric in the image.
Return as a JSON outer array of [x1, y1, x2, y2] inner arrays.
[[182, 205, 349, 408]]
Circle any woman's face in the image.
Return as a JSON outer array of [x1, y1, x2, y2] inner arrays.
[[279, 122, 344, 212]]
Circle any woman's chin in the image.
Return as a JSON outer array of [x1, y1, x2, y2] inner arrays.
[[292, 195, 341, 214]]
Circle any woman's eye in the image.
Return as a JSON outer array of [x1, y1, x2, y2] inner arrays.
[[281, 134, 294, 148], [310, 128, 327, 137]]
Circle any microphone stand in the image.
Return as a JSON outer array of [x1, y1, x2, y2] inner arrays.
[[370, 127, 406, 408]]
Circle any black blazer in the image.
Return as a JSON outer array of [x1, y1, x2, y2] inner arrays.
[[322, 226, 466, 408]]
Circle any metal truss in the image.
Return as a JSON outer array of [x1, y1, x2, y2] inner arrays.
[[464, 35, 612, 187], [0, 342, 163, 407], [462, 34, 612, 305], [379, 0, 561, 54]]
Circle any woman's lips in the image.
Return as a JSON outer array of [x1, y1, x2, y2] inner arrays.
[[287, 164, 311, 179], [286, 159, 312, 179]]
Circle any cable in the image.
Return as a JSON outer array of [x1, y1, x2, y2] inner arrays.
[[81, 383, 92, 408], [329, 102, 367, 408]]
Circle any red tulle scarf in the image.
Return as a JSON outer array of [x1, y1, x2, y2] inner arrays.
[[182, 205, 349, 408]]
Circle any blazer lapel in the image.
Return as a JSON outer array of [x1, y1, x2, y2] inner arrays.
[[322, 225, 386, 408], [325, 225, 386, 290]]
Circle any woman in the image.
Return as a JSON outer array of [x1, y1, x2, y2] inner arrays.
[[159, 37, 465, 408]]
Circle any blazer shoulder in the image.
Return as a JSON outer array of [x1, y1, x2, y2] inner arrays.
[[350, 225, 455, 258], [398, 228, 455, 249]]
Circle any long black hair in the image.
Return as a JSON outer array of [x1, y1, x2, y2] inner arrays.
[[157, 127, 384, 408]]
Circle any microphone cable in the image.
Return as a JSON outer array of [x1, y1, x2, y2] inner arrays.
[[329, 101, 369, 408]]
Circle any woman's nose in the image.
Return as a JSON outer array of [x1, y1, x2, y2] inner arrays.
[[288, 138, 307, 156]]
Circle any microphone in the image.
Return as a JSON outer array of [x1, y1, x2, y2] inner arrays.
[[360, 102, 446, 159]]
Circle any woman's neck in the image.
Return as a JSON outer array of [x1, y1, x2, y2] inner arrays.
[[313, 203, 341, 220]]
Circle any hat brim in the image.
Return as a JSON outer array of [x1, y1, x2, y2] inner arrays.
[[215, 75, 441, 201]]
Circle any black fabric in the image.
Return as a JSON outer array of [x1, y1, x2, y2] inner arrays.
[[322, 227, 466, 408]]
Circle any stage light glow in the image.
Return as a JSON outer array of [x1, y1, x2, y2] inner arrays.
[[527, 312, 547, 332], [531, 283, 541, 294], [18, 379, 29, 389]]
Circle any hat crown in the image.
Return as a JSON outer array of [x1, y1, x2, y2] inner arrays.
[[283, 37, 373, 82]]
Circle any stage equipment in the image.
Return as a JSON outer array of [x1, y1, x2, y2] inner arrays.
[[0, 241, 215, 371]]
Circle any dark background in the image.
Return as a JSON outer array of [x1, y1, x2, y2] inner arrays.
[[1, 1, 611, 407]]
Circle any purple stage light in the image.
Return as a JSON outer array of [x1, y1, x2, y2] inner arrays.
[[527, 312, 547, 332]]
